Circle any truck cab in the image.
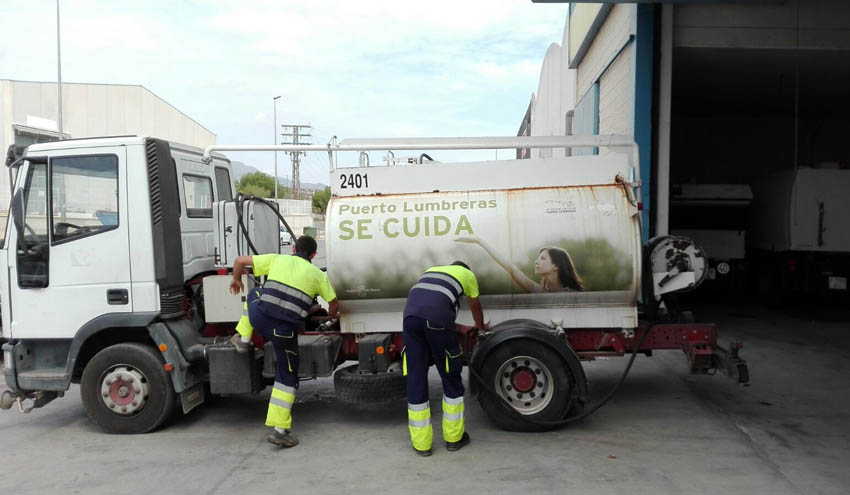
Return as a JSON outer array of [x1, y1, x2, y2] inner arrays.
[[1, 136, 234, 430]]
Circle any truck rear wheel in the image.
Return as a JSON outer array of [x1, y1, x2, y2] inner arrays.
[[476, 339, 574, 432], [81, 343, 176, 434], [333, 364, 406, 404]]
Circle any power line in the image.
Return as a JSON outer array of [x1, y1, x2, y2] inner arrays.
[[280, 124, 312, 199]]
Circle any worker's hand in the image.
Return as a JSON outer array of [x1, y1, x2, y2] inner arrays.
[[230, 278, 244, 295], [454, 236, 482, 245]]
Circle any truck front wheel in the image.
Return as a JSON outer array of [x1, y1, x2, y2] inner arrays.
[[80, 343, 176, 434], [476, 339, 574, 432]]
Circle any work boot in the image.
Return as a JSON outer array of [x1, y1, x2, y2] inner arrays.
[[267, 429, 299, 448], [412, 446, 432, 457], [230, 334, 252, 354], [446, 432, 470, 452]]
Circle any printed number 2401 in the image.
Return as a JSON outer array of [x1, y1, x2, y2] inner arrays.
[[339, 173, 369, 189]]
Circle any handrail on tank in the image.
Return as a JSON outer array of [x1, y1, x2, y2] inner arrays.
[[201, 134, 641, 207]]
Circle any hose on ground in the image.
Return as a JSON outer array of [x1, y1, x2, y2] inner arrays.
[[467, 321, 660, 426]]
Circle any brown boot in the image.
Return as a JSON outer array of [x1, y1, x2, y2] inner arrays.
[[267, 429, 298, 448]]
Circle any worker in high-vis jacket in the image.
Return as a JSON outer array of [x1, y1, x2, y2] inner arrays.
[[229, 235, 339, 449], [402, 261, 487, 456]]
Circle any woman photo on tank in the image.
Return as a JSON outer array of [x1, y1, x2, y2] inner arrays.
[[455, 236, 584, 293]]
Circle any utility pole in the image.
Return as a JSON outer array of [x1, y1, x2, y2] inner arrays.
[[280, 124, 311, 200]]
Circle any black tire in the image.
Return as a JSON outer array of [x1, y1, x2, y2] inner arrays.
[[476, 339, 574, 432], [81, 343, 176, 434], [333, 364, 406, 404]]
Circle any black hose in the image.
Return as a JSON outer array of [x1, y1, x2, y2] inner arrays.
[[468, 321, 660, 426], [233, 193, 297, 254]]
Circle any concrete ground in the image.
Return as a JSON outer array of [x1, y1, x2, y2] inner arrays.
[[1, 303, 848, 495]]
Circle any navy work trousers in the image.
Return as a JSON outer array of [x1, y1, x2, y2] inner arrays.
[[402, 315, 465, 404], [246, 289, 300, 388]]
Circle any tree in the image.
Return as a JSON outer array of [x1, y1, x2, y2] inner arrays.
[[236, 172, 292, 198], [312, 186, 331, 213]]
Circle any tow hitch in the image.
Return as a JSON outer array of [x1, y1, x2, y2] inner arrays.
[[0, 390, 63, 413]]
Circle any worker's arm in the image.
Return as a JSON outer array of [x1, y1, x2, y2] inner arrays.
[[455, 236, 540, 293], [468, 297, 487, 330], [327, 299, 340, 320], [229, 255, 253, 294]]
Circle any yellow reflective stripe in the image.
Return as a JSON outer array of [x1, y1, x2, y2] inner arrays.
[[235, 314, 253, 339], [442, 396, 465, 442], [442, 415, 464, 443], [408, 408, 431, 422], [272, 386, 296, 405], [443, 401, 464, 416], [402, 348, 407, 376], [285, 350, 297, 372], [265, 404, 292, 429], [445, 349, 463, 373]]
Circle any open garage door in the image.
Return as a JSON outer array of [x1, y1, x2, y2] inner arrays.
[[669, 47, 850, 302]]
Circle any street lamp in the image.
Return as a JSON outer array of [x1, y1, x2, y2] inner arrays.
[[57, 0, 64, 135], [273, 95, 281, 201]]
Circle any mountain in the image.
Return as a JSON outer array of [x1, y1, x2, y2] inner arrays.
[[230, 161, 262, 180], [230, 161, 328, 190]]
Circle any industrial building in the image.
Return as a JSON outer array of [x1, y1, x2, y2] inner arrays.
[[0, 79, 216, 214], [523, 0, 850, 298]]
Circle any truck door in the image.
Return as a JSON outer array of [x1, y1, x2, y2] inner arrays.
[[6, 146, 131, 339]]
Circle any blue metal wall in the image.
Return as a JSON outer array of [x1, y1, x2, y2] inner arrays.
[[634, 4, 655, 241]]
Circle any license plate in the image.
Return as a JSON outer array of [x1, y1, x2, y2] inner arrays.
[[828, 276, 847, 290]]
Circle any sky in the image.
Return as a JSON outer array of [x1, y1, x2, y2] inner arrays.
[[0, 0, 567, 185]]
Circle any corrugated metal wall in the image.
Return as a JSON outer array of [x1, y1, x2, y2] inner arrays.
[[0, 80, 216, 214], [572, 83, 599, 156]]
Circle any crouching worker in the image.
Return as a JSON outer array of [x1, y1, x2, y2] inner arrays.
[[229, 235, 339, 448], [402, 261, 487, 456]]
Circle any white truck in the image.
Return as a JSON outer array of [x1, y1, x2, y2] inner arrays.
[[749, 168, 850, 300], [0, 135, 747, 434]]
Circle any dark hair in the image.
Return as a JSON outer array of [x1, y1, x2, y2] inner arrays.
[[295, 235, 318, 256], [540, 247, 584, 291], [451, 260, 471, 271]]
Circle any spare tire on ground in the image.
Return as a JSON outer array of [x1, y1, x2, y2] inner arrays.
[[333, 364, 406, 404]]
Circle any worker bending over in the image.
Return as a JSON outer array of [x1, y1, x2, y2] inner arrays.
[[230, 235, 339, 448], [402, 261, 487, 456]]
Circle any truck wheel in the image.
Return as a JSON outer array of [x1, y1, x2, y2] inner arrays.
[[334, 364, 406, 404], [80, 343, 176, 434], [476, 339, 574, 432]]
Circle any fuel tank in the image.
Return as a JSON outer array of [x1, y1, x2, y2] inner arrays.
[[326, 153, 642, 331]]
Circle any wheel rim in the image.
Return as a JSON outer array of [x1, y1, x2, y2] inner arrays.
[[99, 365, 151, 416], [494, 355, 554, 415]]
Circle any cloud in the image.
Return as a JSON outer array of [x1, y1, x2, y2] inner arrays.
[[0, 0, 567, 184]]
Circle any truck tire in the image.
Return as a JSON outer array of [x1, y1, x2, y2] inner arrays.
[[80, 343, 176, 434], [334, 364, 406, 404], [476, 339, 574, 432]]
